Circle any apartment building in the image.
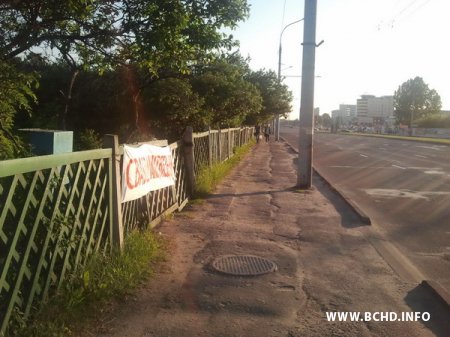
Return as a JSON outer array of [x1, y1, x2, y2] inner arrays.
[[356, 95, 394, 125], [331, 104, 357, 125]]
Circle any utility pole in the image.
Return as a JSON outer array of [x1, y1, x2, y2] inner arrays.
[[297, 0, 318, 188]]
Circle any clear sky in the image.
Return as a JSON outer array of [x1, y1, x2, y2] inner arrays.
[[229, 0, 450, 119]]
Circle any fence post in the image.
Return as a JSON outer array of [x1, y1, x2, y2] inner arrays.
[[208, 127, 212, 168], [103, 134, 124, 251], [227, 127, 231, 159], [183, 126, 195, 197], [217, 128, 222, 162]]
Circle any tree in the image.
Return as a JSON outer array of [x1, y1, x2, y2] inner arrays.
[[1, 0, 250, 135], [315, 113, 331, 128], [191, 57, 262, 127], [0, 60, 37, 159], [246, 69, 293, 124], [142, 78, 205, 141], [394, 76, 442, 126]]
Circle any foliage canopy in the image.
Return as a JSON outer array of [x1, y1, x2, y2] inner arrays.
[[394, 76, 442, 125], [0, 1, 294, 157]]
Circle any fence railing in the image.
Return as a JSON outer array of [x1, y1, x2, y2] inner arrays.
[[0, 126, 253, 335]]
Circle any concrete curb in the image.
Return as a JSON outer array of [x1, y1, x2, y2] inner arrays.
[[280, 136, 371, 225], [421, 280, 450, 312], [280, 136, 450, 312]]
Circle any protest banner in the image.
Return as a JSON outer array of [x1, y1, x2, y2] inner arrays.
[[122, 144, 176, 202]]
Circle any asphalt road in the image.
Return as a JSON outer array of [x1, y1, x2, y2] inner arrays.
[[281, 127, 450, 290]]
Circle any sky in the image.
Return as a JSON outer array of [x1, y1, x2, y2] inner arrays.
[[228, 0, 450, 119]]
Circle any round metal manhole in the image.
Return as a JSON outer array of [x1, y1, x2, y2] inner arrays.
[[211, 255, 277, 276]]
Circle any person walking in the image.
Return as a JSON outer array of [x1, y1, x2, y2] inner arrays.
[[254, 124, 261, 143], [264, 124, 271, 142]]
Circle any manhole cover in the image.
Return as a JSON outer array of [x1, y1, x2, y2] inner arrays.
[[211, 255, 277, 276]]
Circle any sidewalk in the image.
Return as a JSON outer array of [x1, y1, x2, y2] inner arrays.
[[86, 140, 448, 337]]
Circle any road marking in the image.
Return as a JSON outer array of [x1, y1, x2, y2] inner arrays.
[[416, 145, 443, 151], [415, 155, 427, 159], [363, 188, 450, 201], [329, 165, 353, 168], [379, 147, 387, 150], [424, 170, 445, 175], [392, 164, 406, 169], [359, 154, 368, 158], [407, 167, 442, 170], [329, 166, 396, 169]]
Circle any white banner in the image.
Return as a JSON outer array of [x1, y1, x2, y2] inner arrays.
[[121, 144, 176, 203]]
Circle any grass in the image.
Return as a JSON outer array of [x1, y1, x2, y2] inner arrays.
[[194, 141, 255, 199], [8, 229, 166, 337]]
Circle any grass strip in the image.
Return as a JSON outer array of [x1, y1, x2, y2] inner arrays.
[[194, 141, 255, 198], [8, 229, 166, 337]]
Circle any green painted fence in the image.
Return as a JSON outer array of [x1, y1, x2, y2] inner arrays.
[[0, 126, 254, 335], [0, 149, 113, 334]]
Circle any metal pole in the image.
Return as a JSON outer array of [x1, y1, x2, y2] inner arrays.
[[297, 0, 317, 188], [276, 18, 304, 141]]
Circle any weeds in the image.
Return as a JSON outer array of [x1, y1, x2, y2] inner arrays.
[[10, 229, 165, 337], [194, 141, 254, 198]]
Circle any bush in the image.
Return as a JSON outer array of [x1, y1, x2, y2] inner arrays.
[[416, 114, 450, 128], [74, 129, 103, 151]]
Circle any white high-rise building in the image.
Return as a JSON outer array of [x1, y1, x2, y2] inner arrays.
[[331, 104, 356, 125], [357, 95, 394, 125]]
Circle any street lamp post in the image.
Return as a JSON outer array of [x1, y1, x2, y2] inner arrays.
[[276, 18, 304, 141]]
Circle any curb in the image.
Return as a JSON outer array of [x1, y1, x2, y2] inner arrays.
[[312, 166, 371, 225], [280, 136, 372, 225], [421, 280, 450, 312]]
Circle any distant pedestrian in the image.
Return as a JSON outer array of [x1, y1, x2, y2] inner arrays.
[[254, 125, 261, 143], [264, 125, 271, 142]]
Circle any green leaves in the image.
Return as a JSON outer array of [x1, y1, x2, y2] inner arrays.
[[191, 56, 262, 128], [246, 69, 293, 124], [394, 76, 442, 125], [0, 60, 38, 159], [1, 0, 249, 74]]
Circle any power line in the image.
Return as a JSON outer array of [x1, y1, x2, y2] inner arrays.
[[377, 0, 433, 31], [390, 0, 431, 28]]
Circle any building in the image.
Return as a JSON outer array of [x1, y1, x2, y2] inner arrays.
[[356, 95, 394, 127], [331, 104, 357, 126]]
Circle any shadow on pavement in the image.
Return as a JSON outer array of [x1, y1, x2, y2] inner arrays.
[[405, 283, 450, 337], [205, 187, 297, 199], [312, 173, 369, 229]]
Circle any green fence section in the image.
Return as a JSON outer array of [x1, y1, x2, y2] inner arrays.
[[0, 149, 113, 334], [0, 126, 254, 335], [193, 127, 254, 176]]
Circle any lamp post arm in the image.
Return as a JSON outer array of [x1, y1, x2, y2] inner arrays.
[[276, 18, 304, 141], [278, 18, 304, 80]]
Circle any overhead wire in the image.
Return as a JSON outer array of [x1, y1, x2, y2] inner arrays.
[[390, 0, 431, 28]]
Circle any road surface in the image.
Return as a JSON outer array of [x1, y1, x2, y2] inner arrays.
[[282, 127, 450, 290]]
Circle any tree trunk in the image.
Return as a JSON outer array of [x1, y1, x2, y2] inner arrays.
[[59, 69, 79, 130]]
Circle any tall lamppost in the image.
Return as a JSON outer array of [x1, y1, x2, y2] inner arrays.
[[276, 18, 304, 141]]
